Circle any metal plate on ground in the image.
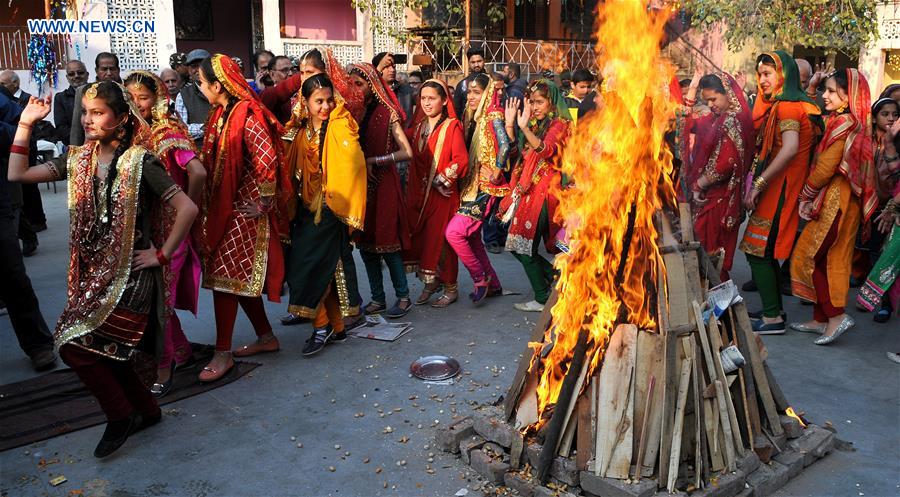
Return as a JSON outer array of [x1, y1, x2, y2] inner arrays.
[[410, 356, 461, 381]]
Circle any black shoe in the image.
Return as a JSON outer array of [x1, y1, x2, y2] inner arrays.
[[302, 326, 333, 356], [485, 242, 502, 254], [174, 354, 198, 371], [741, 280, 758, 292], [280, 312, 305, 326], [21, 240, 37, 257], [30, 349, 57, 371], [747, 309, 787, 321], [849, 276, 863, 288], [327, 331, 348, 343], [751, 318, 786, 335], [385, 298, 412, 319], [150, 362, 176, 398], [94, 413, 142, 458], [874, 303, 893, 324]]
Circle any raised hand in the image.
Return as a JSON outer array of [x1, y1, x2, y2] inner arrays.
[[516, 99, 532, 130], [807, 61, 832, 91], [20, 95, 52, 125], [733, 71, 748, 91], [504, 97, 519, 127]]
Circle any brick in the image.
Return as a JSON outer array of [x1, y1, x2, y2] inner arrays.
[[474, 414, 520, 448], [460, 435, 486, 465], [550, 456, 580, 487], [579, 471, 657, 497], [504, 472, 536, 497], [483, 442, 508, 462], [510, 432, 525, 468], [436, 417, 475, 453], [525, 443, 543, 468], [773, 451, 804, 479], [786, 425, 834, 467], [735, 488, 753, 497], [691, 471, 746, 497], [533, 488, 577, 497], [736, 451, 761, 475], [471, 449, 510, 484], [778, 415, 803, 439], [745, 461, 790, 497]]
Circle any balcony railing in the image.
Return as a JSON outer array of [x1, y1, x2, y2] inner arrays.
[[0, 26, 68, 70], [407, 37, 597, 76], [282, 39, 364, 64]]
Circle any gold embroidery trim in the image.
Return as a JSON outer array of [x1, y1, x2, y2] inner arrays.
[[779, 119, 800, 132]]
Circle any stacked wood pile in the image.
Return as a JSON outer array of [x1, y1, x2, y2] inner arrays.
[[437, 204, 838, 497]]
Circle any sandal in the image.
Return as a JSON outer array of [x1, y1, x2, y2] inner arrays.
[[431, 292, 458, 308], [364, 301, 387, 315], [416, 283, 442, 305], [199, 353, 234, 383], [233, 335, 280, 357], [469, 278, 491, 304]]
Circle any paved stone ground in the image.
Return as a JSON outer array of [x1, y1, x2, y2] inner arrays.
[[0, 187, 897, 497]]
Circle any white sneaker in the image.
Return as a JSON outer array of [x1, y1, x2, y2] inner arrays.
[[514, 300, 545, 312], [887, 352, 900, 365]]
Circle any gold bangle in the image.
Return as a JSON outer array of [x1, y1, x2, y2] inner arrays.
[[752, 176, 768, 191]]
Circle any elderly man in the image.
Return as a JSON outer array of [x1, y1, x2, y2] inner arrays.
[[54, 60, 87, 145], [160, 67, 182, 114], [70, 52, 122, 146], [174, 49, 212, 145]]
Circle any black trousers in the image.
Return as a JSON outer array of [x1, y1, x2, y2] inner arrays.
[[21, 183, 46, 226], [0, 209, 53, 357]]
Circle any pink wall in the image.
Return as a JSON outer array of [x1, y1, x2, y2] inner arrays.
[[282, 0, 356, 40]]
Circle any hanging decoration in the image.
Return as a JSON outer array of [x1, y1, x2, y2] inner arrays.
[[27, 35, 58, 97]]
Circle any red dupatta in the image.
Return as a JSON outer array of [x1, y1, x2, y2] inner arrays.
[[809, 68, 877, 225], [201, 54, 293, 252], [687, 73, 754, 229]]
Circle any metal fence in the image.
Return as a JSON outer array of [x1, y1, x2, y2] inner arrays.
[[0, 26, 68, 70], [407, 37, 597, 77]]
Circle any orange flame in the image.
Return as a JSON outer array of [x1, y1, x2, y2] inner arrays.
[[785, 407, 807, 428], [524, 1, 676, 433]]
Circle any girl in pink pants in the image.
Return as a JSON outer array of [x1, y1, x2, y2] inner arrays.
[[446, 74, 511, 303]]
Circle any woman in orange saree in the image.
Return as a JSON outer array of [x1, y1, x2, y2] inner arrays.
[[404, 79, 469, 308], [738, 50, 820, 334], [790, 69, 877, 345]]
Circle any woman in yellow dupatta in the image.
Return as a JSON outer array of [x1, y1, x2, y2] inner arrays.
[[285, 73, 367, 356], [790, 69, 877, 345]]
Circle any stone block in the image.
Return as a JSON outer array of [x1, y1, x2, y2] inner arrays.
[[745, 461, 790, 497], [504, 472, 536, 497], [471, 449, 510, 484], [580, 471, 657, 497], [786, 425, 834, 467], [534, 487, 578, 497], [550, 456, 580, 487], [773, 450, 804, 479], [483, 442, 508, 462], [526, 443, 543, 468], [735, 488, 753, 497], [691, 471, 746, 497], [460, 435, 486, 465], [778, 415, 803, 439], [736, 451, 761, 475], [474, 414, 520, 448], [436, 417, 475, 453]]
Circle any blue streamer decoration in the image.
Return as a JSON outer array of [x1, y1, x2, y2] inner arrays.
[[27, 34, 59, 97]]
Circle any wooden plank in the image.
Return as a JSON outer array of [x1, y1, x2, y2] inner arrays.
[[559, 350, 594, 457], [731, 301, 784, 437], [594, 324, 637, 478], [634, 331, 664, 477], [692, 301, 737, 470], [667, 357, 693, 493], [704, 398, 725, 471], [708, 316, 745, 456], [729, 307, 762, 440], [504, 289, 559, 420], [685, 336, 703, 489], [576, 390, 594, 470], [678, 202, 695, 242], [657, 326, 681, 483], [514, 373, 540, 431], [633, 376, 655, 480]]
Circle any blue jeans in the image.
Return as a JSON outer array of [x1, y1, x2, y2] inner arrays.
[[360, 250, 409, 304]]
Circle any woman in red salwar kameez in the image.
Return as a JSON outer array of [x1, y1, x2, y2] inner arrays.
[[197, 55, 293, 381], [125, 70, 206, 397], [689, 73, 754, 282], [404, 80, 469, 307]]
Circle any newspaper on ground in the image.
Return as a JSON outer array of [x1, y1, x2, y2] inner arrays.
[[347, 315, 413, 342]]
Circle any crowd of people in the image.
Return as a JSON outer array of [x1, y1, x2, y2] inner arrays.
[[1, 42, 898, 460]]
